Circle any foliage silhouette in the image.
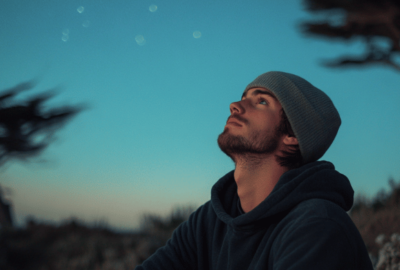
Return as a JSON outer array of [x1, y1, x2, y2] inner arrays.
[[349, 177, 400, 257], [0, 80, 84, 165], [0, 205, 195, 269], [137, 205, 196, 262], [300, 0, 400, 71]]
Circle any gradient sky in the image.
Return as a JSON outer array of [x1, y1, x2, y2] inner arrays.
[[1, 0, 399, 230]]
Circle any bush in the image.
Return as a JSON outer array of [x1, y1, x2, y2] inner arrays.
[[0, 205, 196, 269], [350, 178, 400, 258]]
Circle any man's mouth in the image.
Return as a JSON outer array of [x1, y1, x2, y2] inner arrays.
[[227, 120, 242, 127], [226, 116, 245, 127]]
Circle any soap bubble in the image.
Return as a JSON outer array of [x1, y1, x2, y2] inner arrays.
[[62, 29, 69, 35], [62, 35, 69, 42], [149, 5, 157, 12], [135, 35, 146, 46], [77, 6, 84, 13], [193, 31, 201, 38], [82, 20, 90, 27]]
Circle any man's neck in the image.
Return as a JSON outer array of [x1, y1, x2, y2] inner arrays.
[[234, 154, 289, 213]]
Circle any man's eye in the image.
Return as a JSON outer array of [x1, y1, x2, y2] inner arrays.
[[259, 99, 267, 105]]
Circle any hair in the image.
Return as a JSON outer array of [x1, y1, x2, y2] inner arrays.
[[275, 108, 303, 169]]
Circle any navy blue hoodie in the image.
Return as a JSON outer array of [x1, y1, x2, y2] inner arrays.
[[136, 161, 373, 269]]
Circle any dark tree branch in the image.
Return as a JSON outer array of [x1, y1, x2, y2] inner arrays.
[[321, 54, 400, 71], [301, 0, 400, 71], [0, 80, 85, 166]]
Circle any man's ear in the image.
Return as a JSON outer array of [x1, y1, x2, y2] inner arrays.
[[283, 135, 298, 146]]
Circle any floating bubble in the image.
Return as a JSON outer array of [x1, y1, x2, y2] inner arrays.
[[149, 5, 157, 12], [193, 31, 201, 39], [135, 35, 146, 46], [82, 20, 90, 27], [62, 28, 70, 35], [62, 35, 69, 42], [77, 6, 84, 13]]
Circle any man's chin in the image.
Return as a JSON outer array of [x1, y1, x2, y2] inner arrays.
[[217, 132, 246, 155], [217, 129, 280, 159]]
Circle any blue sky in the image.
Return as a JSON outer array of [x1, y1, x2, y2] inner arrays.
[[1, 0, 399, 230]]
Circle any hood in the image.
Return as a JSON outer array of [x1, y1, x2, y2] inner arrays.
[[211, 161, 354, 230]]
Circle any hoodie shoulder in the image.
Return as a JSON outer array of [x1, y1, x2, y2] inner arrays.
[[286, 198, 363, 238], [280, 198, 356, 233], [271, 198, 373, 270], [292, 198, 349, 219]]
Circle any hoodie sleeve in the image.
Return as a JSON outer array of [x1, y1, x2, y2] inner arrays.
[[135, 211, 199, 270], [270, 217, 373, 270]]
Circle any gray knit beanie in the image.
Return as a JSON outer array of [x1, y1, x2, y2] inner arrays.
[[244, 71, 341, 164]]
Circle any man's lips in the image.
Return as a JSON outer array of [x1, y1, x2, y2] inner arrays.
[[226, 117, 243, 127]]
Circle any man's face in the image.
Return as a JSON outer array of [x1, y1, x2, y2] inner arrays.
[[217, 87, 284, 161]]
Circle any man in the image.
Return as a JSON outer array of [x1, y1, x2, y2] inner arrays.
[[136, 71, 373, 269]]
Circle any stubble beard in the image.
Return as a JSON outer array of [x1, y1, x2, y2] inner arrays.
[[217, 126, 281, 164]]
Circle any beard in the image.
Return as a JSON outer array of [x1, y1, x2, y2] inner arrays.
[[217, 125, 281, 163]]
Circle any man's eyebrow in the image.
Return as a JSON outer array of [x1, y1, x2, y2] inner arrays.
[[241, 89, 278, 101]]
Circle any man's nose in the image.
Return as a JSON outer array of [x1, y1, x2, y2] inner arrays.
[[229, 100, 245, 115]]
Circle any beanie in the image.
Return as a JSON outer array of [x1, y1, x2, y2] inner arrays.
[[244, 71, 341, 164]]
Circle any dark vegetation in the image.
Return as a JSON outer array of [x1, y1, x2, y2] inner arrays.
[[300, 0, 400, 71], [0, 80, 83, 165], [0, 180, 399, 269], [350, 178, 400, 259], [0, 206, 195, 270]]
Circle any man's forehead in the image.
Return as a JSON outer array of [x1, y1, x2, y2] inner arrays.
[[242, 87, 277, 100]]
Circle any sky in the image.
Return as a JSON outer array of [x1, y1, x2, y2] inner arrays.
[[1, 0, 399, 230]]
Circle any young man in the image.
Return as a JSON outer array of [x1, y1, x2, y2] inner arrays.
[[136, 71, 374, 269]]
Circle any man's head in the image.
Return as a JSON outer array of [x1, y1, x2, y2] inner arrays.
[[218, 71, 341, 167], [217, 87, 286, 165]]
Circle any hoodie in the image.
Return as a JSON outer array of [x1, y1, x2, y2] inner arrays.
[[136, 161, 374, 270]]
